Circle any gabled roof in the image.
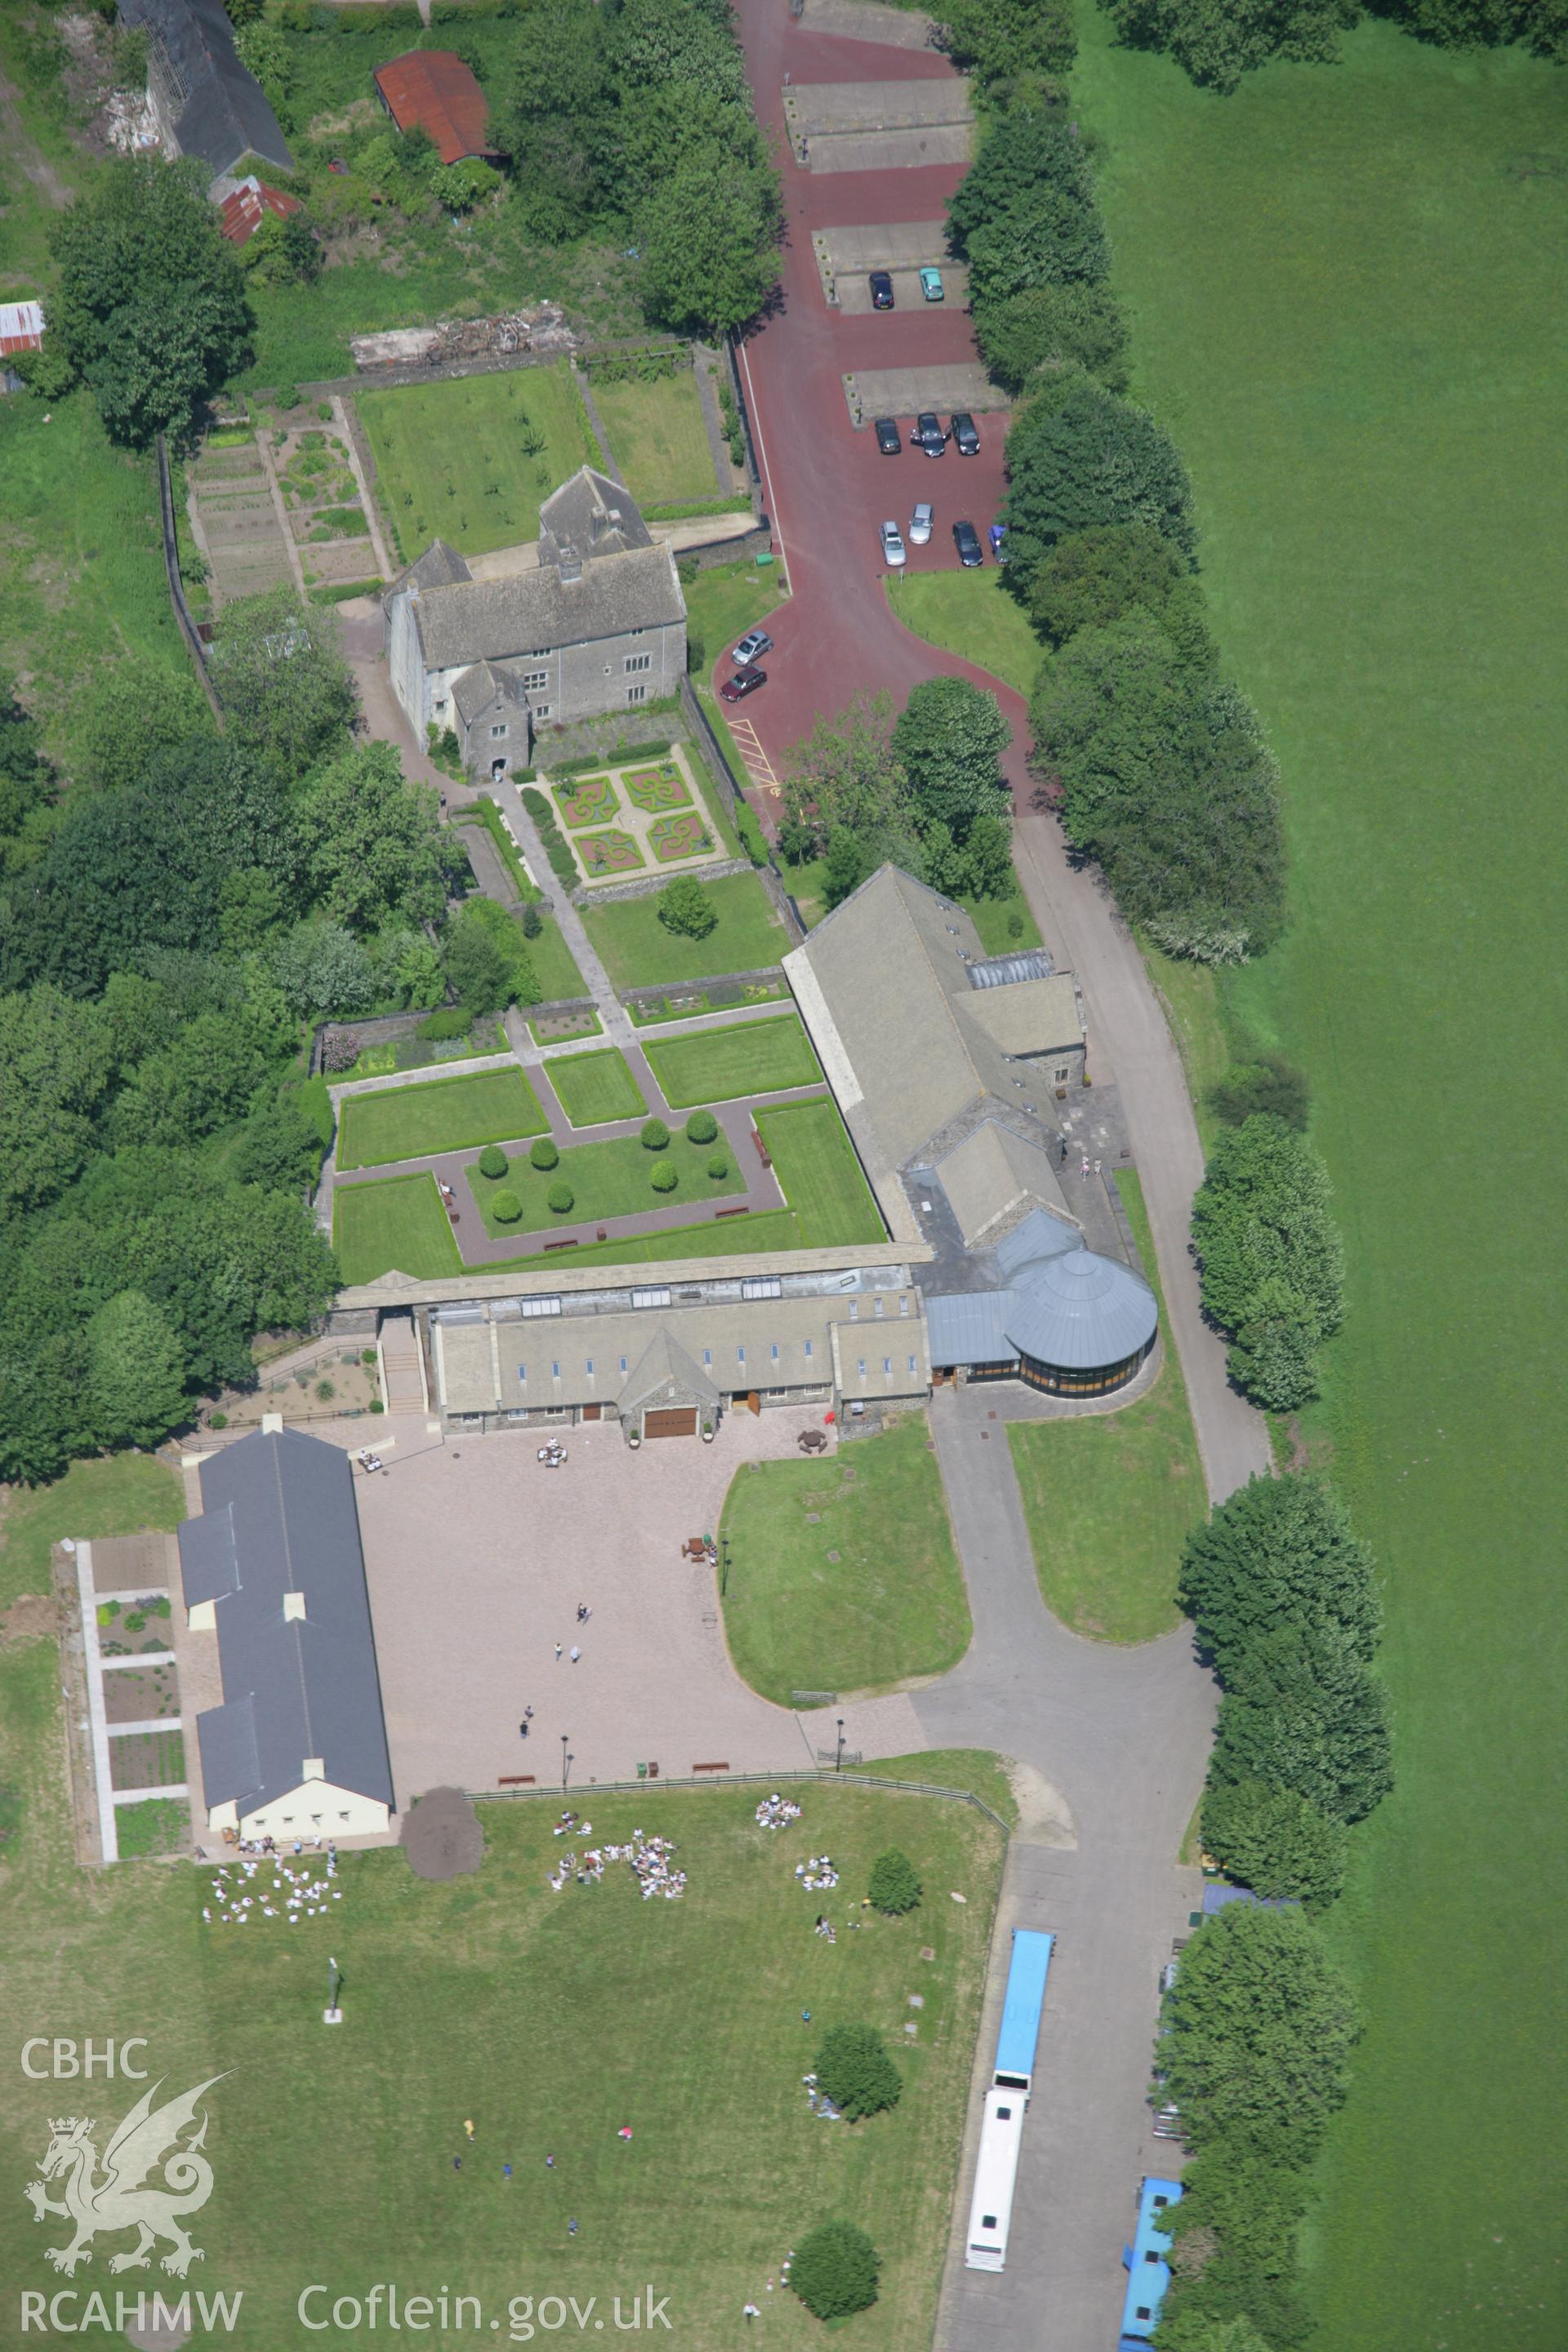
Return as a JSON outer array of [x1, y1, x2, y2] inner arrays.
[[185, 1430, 393, 1818], [618, 1329, 722, 1419], [451, 658, 528, 725], [217, 176, 302, 247], [122, 0, 294, 179], [372, 49, 490, 166], [406, 541, 684, 671], [0, 301, 45, 358], [935, 1122, 1077, 1250], [539, 467, 653, 566]]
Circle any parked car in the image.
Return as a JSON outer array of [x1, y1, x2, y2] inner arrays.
[[988, 523, 1007, 563], [732, 629, 773, 664], [874, 416, 902, 456], [719, 665, 767, 702], [911, 412, 947, 457], [910, 501, 933, 546], [880, 520, 907, 568], [869, 270, 894, 310], [951, 412, 981, 456], [920, 266, 945, 301], [952, 519, 982, 567]]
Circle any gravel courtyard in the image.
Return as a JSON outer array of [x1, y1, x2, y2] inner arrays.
[[355, 1409, 927, 1805]]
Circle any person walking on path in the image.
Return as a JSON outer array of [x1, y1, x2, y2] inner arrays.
[[569, 1645, 581, 1664], [555, 1643, 563, 1663], [519, 1721, 529, 1739]]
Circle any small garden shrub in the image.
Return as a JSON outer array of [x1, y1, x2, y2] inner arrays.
[[649, 1161, 679, 1194], [867, 1847, 923, 1915], [530, 1136, 560, 1171], [640, 1117, 670, 1152], [706, 1151, 729, 1180], [478, 1144, 508, 1180], [416, 1005, 470, 1042], [492, 1188, 523, 1224], [520, 902, 543, 940], [814, 2023, 902, 2121], [209, 1410, 228, 1429], [789, 2221, 880, 2321], [546, 1181, 575, 1214], [322, 1031, 360, 1073], [315, 1379, 336, 1404], [685, 1108, 718, 1145]]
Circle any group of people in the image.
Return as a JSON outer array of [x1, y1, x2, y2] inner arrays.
[[800, 2072, 843, 2123], [547, 1826, 688, 1902], [537, 1443, 568, 1469], [355, 1449, 386, 1475], [755, 1793, 803, 1830], [794, 1854, 839, 1891], [202, 1849, 341, 1928]]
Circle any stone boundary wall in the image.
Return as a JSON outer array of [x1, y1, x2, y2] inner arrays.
[[621, 965, 788, 1018], [155, 435, 225, 724], [572, 855, 754, 909]]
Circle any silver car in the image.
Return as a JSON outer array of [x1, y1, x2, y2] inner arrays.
[[880, 519, 906, 568], [909, 501, 933, 546]]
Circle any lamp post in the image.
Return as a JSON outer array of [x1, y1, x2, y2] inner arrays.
[[561, 1735, 572, 1793], [835, 1717, 845, 1774], [323, 1953, 343, 2026]]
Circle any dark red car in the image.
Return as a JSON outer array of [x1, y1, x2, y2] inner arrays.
[[720, 665, 768, 702]]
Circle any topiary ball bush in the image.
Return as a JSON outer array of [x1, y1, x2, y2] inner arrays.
[[685, 1108, 718, 1145], [814, 2023, 902, 2121], [649, 1161, 679, 1194], [867, 1847, 922, 1916], [789, 2221, 880, 2321], [530, 1135, 559, 1171], [492, 1187, 523, 1224], [706, 1152, 729, 1180], [546, 1181, 574, 1214], [478, 1143, 508, 1180], [640, 1116, 670, 1152], [208, 1411, 228, 1430]]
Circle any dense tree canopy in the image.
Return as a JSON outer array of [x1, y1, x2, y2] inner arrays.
[[1027, 522, 1186, 646], [789, 2221, 880, 2321], [948, 108, 1098, 252], [0, 986, 115, 1214], [977, 283, 1129, 398], [209, 587, 358, 777], [891, 678, 1011, 839], [1200, 1777, 1348, 1908], [1179, 1472, 1380, 1677], [305, 742, 447, 937], [1213, 1617, 1394, 1824], [1191, 1116, 1344, 1401], [938, 0, 1077, 82], [1104, 0, 1356, 93], [1002, 378, 1196, 595], [45, 156, 252, 446], [640, 154, 782, 337]]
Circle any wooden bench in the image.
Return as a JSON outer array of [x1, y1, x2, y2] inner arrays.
[[545, 1236, 580, 1252], [693, 1762, 730, 1775], [715, 1205, 751, 1219], [752, 1131, 773, 1167], [498, 1774, 536, 1786]]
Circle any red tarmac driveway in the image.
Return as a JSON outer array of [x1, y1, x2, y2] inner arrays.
[[725, 0, 1027, 808]]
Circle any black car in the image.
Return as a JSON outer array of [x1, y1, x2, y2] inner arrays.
[[874, 416, 902, 456], [951, 412, 981, 456], [911, 412, 947, 457], [952, 519, 983, 568], [869, 270, 894, 310]]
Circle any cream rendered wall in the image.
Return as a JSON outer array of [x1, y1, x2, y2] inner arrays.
[[205, 1779, 390, 1839]]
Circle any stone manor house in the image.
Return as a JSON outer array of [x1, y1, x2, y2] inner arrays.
[[384, 468, 688, 777]]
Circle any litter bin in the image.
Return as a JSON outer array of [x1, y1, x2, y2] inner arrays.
[[637, 1762, 648, 1780], [755, 550, 774, 568]]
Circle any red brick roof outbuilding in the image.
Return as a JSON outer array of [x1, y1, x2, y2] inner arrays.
[[372, 51, 491, 167], [218, 178, 303, 247]]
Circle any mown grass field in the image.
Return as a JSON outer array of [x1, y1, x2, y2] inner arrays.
[[757, 1100, 886, 1248], [581, 872, 790, 989], [644, 1014, 823, 1106], [885, 569, 1041, 699], [336, 1069, 548, 1170], [1078, 16, 1568, 2344], [1008, 1174, 1203, 1642], [332, 1171, 463, 1285], [357, 368, 600, 560], [591, 368, 719, 507], [720, 1416, 970, 1704], [544, 1047, 646, 1127], [0, 1454, 1004, 2349], [470, 1129, 745, 1236]]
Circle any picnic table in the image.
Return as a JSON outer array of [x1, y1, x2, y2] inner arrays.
[[797, 1430, 829, 1454]]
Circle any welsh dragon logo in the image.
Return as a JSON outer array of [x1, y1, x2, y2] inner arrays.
[[24, 2076, 225, 2278]]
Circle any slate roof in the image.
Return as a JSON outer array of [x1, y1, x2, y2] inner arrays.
[[372, 50, 490, 166], [408, 541, 684, 670], [387, 538, 472, 604], [926, 1210, 1156, 1373], [619, 1329, 722, 1419], [538, 467, 653, 565], [185, 1429, 394, 1819], [934, 1122, 1077, 1250], [122, 0, 294, 179], [451, 658, 528, 725]]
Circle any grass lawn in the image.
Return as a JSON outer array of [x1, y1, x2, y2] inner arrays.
[[492, 1205, 805, 1271], [719, 1416, 970, 1704], [591, 368, 719, 507], [470, 1130, 744, 1236], [756, 1099, 886, 1249], [644, 1014, 823, 1106], [887, 569, 1042, 700], [685, 558, 791, 786], [357, 368, 599, 560], [0, 1454, 183, 1612], [336, 1069, 547, 1170], [1006, 1173, 1203, 1642], [582, 872, 790, 989], [528, 913, 591, 1004], [543, 1047, 646, 1127], [0, 1446, 1004, 2345], [1079, 17, 1568, 2345], [332, 1172, 463, 1285]]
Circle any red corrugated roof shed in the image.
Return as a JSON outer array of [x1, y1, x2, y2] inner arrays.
[[0, 300, 46, 359], [218, 177, 304, 247], [372, 51, 490, 167]]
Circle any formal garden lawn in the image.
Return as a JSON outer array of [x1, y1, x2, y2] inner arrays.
[[581, 873, 790, 989], [357, 368, 600, 562], [336, 1070, 547, 1170], [0, 1449, 1004, 2345], [332, 1173, 463, 1286], [1077, 18, 1568, 2345], [644, 1015, 823, 1107], [528, 913, 592, 1005], [1008, 1174, 1203, 1643], [470, 1129, 744, 1236], [543, 1047, 645, 1127], [590, 368, 719, 507], [720, 1417, 969, 1705], [756, 1100, 885, 1249]]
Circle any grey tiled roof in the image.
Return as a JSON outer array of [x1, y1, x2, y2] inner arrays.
[[410, 542, 684, 670], [451, 659, 528, 725], [386, 538, 472, 605], [539, 467, 653, 564], [186, 1430, 394, 1817], [123, 0, 294, 177]]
